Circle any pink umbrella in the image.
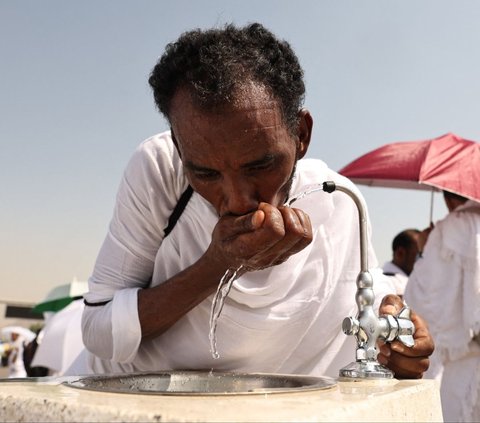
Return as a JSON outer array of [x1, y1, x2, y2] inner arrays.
[[339, 133, 480, 220]]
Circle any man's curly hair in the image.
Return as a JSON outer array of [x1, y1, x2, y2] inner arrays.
[[148, 23, 305, 133]]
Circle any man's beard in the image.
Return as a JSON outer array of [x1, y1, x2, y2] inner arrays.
[[280, 161, 297, 206]]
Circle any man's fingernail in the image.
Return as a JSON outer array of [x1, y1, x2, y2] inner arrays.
[[391, 343, 403, 352], [251, 211, 263, 228]]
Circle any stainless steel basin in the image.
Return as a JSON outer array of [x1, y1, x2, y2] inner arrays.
[[63, 370, 336, 395]]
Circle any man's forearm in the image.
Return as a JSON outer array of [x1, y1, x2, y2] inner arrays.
[[138, 253, 229, 339]]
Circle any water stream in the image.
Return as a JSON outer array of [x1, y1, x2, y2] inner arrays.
[[209, 265, 243, 359], [286, 184, 324, 207]]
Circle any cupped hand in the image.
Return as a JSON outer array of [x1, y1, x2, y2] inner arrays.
[[377, 294, 434, 379], [207, 202, 313, 271]]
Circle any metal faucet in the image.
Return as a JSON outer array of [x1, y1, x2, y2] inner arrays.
[[322, 181, 415, 379]]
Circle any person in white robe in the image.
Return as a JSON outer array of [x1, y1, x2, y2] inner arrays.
[[7, 332, 27, 378], [405, 191, 480, 422], [383, 229, 422, 296], [78, 23, 434, 380]]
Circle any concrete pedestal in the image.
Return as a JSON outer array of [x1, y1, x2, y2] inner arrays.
[[0, 376, 443, 422]]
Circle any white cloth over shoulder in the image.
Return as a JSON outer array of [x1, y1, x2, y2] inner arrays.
[[80, 131, 393, 378], [382, 261, 408, 296], [82, 132, 188, 362]]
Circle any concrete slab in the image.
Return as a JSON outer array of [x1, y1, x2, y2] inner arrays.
[[0, 376, 443, 422]]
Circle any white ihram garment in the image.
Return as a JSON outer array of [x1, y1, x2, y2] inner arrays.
[[79, 132, 393, 378], [382, 261, 408, 296], [405, 200, 480, 422], [8, 337, 27, 378]]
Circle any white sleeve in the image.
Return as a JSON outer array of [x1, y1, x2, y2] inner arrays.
[[82, 132, 188, 362]]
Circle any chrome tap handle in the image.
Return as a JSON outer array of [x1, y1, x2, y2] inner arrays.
[[379, 307, 415, 347], [342, 317, 360, 336]]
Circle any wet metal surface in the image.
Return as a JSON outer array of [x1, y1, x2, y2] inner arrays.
[[63, 370, 337, 395]]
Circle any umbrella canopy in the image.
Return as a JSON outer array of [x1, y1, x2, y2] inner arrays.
[[1, 326, 36, 343], [339, 133, 480, 203], [31, 299, 84, 375], [32, 279, 88, 313]]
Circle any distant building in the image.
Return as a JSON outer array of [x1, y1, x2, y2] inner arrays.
[[0, 301, 44, 331]]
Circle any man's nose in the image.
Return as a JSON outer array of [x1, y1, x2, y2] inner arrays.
[[221, 178, 258, 216]]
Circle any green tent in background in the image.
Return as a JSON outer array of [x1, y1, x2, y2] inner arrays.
[[32, 279, 88, 314]]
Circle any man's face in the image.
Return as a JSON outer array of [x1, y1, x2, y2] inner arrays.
[[169, 85, 310, 217], [403, 243, 420, 275], [397, 235, 421, 275]]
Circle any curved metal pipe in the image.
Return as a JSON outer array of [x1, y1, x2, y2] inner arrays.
[[322, 181, 368, 272]]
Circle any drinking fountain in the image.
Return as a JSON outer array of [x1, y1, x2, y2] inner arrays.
[[321, 181, 415, 379], [0, 181, 443, 422]]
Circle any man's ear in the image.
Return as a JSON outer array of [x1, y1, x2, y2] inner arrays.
[[296, 108, 313, 159], [170, 128, 182, 159]]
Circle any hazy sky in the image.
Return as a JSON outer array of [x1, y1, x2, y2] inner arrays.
[[1, 1, 479, 303]]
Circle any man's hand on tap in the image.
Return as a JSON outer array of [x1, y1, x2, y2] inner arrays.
[[377, 294, 434, 379]]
